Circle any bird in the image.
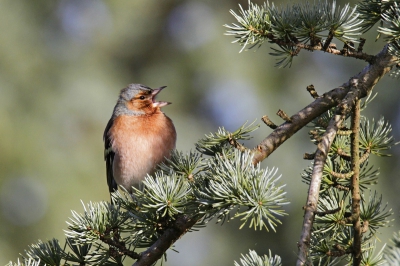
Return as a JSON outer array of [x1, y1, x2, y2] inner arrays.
[[103, 84, 176, 194]]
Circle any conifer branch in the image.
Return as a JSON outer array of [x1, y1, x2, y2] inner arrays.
[[359, 192, 393, 235], [297, 111, 345, 266], [196, 122, 259, 156], [225, 1, 375, 66], [350, 99, 362, 266], [100, 228, 140, 260], [8, 2, 400, 266], [132, 214, 198, 266], [252, 45, 397, 165]]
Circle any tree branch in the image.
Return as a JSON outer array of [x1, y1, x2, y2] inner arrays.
[[350, 99, 362, 266], [296, 75, 387, 265], [99, 228, 141, 260], [296, 111, 346, 266], [130, 45, 397, 266], [295, 55, 398, 261], [252, 45, 397, 165], [266, 33, 375, 63], [228, 134, 248, 152], [133, 215, 198, 266]]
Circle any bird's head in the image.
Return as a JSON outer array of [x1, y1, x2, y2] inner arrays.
[[116, 84, 171, 116]]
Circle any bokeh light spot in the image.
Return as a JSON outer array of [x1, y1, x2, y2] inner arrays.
[[1, 176, 48, 226], [167, 1, 216, 51]]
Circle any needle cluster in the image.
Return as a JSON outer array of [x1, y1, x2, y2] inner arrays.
[[226, 0, 400, 68], [9, 123, 288, 266], [300, 97, 397, 265]]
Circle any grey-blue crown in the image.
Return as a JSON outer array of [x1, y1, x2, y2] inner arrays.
[[119, 84, 152, 101]]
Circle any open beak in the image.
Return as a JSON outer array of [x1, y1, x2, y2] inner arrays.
[[152, 86, 171, 108]]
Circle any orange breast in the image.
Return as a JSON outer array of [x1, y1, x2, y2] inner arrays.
[[109, 112, 176, 191]]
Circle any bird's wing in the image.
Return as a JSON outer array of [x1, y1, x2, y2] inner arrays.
[[104, 117, 118, 193]]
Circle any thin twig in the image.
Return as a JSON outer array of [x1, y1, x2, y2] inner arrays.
[[359, 149, 371, 164], [331, 170, 354, 179], [133, 215, 198, 266], [261, 115, 278, 129], [266, 33, 375, 63], [306, 84, 319, 99], [227, 134, 248, 152], [333, 183, 350, 191], [337, 129, 352, 135], [357, 38, 366, 53], [297, 83, 368, 266], [309, 130, 322, 143], [296, 112, 345, 266], [276, 109, 291, 122], [100, 228, 140, 260], [303, 153, 315, 160], [337, 148, 351, 161], [315, 206, 341, 216], [350, 99, 362, 266]]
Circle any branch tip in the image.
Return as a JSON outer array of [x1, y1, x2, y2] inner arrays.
[[357, 38, 366, 53], [276, 109, 292, 122], [261, 115, 278, 129], [228, 133, 248, 152], [315, 206, 341, 216], [306, 84, 319, 99], [303, 153, 315, 160], [309, 130, 322, 143]]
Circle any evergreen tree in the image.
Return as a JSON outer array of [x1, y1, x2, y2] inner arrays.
[[8, 0, 400, 265]]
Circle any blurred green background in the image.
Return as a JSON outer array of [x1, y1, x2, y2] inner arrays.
[[1, 0, 399, 265]]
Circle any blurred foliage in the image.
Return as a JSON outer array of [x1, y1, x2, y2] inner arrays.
[[0, 0, 399, 265]]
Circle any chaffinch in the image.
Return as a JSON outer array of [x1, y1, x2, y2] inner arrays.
[[103, 84, 176, 194]]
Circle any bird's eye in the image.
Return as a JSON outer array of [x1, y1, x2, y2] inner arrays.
[[139, 96, 145, 100]]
